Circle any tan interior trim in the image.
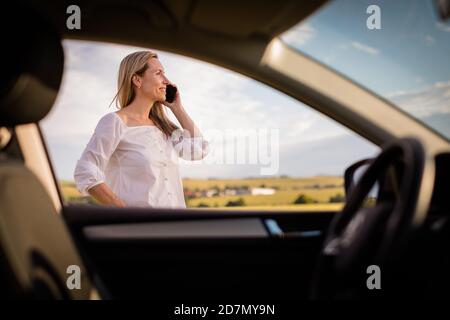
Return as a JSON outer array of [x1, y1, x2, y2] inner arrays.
[[15, 123, 62, 213]]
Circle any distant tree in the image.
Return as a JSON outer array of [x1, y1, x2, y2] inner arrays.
[[259, 183, 266, 188], [197, 202, 210, 208], [225, 198, 246, 207], [329, 193, 345, 203], [293, 194, 317, 204]]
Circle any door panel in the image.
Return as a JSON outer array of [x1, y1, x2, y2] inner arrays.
[[63, 207, 335, 299]]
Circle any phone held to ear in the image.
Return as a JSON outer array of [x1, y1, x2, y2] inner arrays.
[[165, 85, 177, 103]]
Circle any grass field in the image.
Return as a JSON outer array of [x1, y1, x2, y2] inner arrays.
[[191, 203, 344, 211], [182, 176, 343, 191], [60, 181, 84, 198], [60, 176, 345, 210], [187, 188, 343, 207]]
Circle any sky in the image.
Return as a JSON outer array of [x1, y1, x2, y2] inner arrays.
[[40, 38, 378, 181]]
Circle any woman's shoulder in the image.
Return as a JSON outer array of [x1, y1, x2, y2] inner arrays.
[[94, 112, 124, 132], [97, 112, 124, 125]]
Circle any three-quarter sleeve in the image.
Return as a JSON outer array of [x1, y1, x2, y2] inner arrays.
[[171, 129, 209, 161], [74, 113, 123, 196]]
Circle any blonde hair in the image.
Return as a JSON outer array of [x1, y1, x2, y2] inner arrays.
[[110, 51, 179, 139]]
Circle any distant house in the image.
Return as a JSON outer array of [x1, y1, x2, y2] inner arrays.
[[206, 190, 218, 197], [184, 190, 205, 199], [251, 188, 276, 195], [224, 189, 237, 196], [235, 188, 250, 195], [203, 188, 252, 198]]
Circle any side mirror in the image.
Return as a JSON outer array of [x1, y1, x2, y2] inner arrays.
[[344, 158, 379, 204]]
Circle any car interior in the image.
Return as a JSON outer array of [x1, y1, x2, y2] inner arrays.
[[1, 0, 450, 300]]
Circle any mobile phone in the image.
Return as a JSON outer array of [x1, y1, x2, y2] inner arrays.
[[165, 85, 177, 103]]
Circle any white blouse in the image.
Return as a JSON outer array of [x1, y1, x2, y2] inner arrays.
[[74, 112, 209, 208]]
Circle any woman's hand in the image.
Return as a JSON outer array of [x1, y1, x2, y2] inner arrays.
[[111, 193, 127, 207], [112, 198, 127, 208], [88, 183, 127, 208]]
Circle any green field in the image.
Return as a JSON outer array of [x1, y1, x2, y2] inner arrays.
[[60, 176, 345, 210], [60, 181, 84, 198], [182, 176, 343, 191], [192, 203, 344, 211], [187, 188, 343, 207]]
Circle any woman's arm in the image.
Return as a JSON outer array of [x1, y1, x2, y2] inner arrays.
[[171, 104, 203, 138], [74, 113, 125, 201], [163, 85, 203, 138], [163, 85, 209, 160], [88, 183, 126, 207]]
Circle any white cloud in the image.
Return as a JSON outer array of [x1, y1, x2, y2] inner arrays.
[[42, 40, 143, 138], [280, 23, 316, 47], [350, 41, 379, 56], [388, 80, 450, 118]]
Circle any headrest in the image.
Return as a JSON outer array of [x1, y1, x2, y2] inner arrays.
[[0, 4, 64, 126]]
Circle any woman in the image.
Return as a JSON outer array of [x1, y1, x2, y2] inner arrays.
[[74, 51, 209, 208]]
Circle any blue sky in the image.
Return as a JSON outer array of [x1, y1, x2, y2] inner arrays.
[[281, 0, 450, 139], [40, 39, 378, 181]]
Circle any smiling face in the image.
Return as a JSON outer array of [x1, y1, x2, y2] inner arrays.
[[134, 58, 169, 102]]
